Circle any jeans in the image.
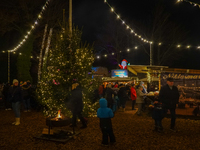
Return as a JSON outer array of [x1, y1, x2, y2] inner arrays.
[[137, 103, 143, 115], [23, 98, 31, 110], [155, 119, 163, 130], [132, 100, 136, 110], [12, 102, 20, 118], [169, 108, 176, 129], [101, 128, 116, 145]]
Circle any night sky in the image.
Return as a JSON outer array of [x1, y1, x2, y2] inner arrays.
[[73, 0, 200, 69]]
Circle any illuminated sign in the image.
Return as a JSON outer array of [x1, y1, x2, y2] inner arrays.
[[111, 69, 128, 77]]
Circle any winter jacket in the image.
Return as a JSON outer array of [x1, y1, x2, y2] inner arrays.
[[105, 87, 115, 105], [152, 102, 166, 120], [158, 84, 180, 109], [130, 87, 137, 101], [22, 85, 30, 99], [8, 86, 22, 103], [97, 98, 114, 129], [69, 86, 83, 113], [136, 89, 145, 103]]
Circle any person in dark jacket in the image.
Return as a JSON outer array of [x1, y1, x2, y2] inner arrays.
[[22, 82, 31, 112], [158, 78, 179, 132], [104, 84, 115, 109], [97, 98, 116, 146], [3, 83, 12, 110], [69, 83, 87, 129], [118, 84, 128, 112], [8, 79, 22, 125]]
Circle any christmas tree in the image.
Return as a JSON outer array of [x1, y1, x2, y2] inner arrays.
[[37, 26, 99, 117]]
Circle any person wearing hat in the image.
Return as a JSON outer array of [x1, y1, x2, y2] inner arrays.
[[158, 77, 180, 132], [8, 79, 22, 125]]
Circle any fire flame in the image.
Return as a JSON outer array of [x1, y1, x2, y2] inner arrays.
[[56, 110, 62, 119]]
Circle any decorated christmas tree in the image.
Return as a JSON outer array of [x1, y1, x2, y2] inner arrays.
[[37, 26, 99, 117]]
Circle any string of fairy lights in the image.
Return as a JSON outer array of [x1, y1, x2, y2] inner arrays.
[[177, 0, 200, 8], [102, 0, 200, 59], [7, 0, 51, 53]]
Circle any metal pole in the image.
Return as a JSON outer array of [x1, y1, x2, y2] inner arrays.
[[8, 51, 10, 83], [150, 43, 152, 66], [69, 0, 72, 36]]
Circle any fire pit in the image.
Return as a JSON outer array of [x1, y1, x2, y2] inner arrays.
[[35, 110, 80, 143]]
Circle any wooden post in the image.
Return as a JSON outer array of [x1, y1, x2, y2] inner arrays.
[[8, 51, 10, 83]]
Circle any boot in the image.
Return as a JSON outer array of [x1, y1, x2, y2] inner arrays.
[[15, 118, 20, 125]]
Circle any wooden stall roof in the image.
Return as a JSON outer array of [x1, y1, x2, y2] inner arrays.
[[102, 77, 135, 82], [127, 65, 168, 75], [127, 65, 200, 75]]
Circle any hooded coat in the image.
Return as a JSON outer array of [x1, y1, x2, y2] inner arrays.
[[97, 98, 114, 129]]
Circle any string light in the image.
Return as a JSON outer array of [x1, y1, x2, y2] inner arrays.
[[177, 0, 200, 8], [104, 0, 150, 43], [9, 0, 51, 52]]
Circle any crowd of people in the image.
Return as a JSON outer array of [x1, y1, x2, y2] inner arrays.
[[0, 79, 36, 125], [0, 78, 180, 146]]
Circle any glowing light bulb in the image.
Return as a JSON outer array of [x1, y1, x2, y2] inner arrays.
[[97, 56, 100, 59], [177, 45, 181, 48], [135, 46, 138, 49], [131, 30, 134, 33], [104, 54, 107, 57], [127, 49, 130, 52], [2, 51, 5, 53], [198, 46, 200, 49], [126, 26, 129, 29], [122, 21, 125, 24], [187, 45, 190, 48], [150, 41, 153, 44], [38, 14, 41, 18], [32, 26, 34, 29], [19, 53, 22, 55], [28, 32, 30, 34], [159, 43, 162, 45], [104, 0, 107, 3], [111, 8, 114, 12], [112, 53, 114, 55], [117, 15, 120, 19], [13, 52, 16, 54], [35, 21, 38, 25]]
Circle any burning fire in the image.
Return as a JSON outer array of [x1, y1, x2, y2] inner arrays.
[[56, 110, 62, 119]]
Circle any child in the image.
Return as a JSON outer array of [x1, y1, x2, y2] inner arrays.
[[151, 101, 166, 132], [97, 98, 116, 146]]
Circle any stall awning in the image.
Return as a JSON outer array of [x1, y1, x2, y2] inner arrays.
[[127, 65, 168, 75], [102, 77, 134, 82]]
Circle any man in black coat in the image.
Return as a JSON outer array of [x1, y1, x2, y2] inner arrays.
[[69, 83, 87, 129], [159, 78, 179, 132]]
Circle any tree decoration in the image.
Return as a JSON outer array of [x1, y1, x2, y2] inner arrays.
[[37, 26, 99, 118]]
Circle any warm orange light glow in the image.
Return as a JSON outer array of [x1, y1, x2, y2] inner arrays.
[[56, 110, 62, 119]]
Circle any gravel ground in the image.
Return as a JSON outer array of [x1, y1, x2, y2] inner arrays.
[[0, 103, 200, 150]]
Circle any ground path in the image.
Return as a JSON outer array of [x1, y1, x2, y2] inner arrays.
[[0, 101, 200, 150]]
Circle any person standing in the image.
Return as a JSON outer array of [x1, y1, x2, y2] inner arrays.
[[130, 84, 137, 110], [69, 83, 87, 129], [98, 84, 104, 98], [3, 83, 12, 110], [158, 78, 179, 132], [104, 84, 115, 109], [136, 86, 146, 115], [22, 82, 31, 112], [118, 84, 128, 112], [8, 79, 22, 125], [97, 98, 116, 146]]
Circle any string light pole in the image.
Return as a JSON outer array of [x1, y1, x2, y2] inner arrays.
[[69, 0, 72, 36], [8, 51, 10, 83], [150, 42, 153, 66]]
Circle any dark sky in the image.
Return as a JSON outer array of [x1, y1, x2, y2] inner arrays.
[[73, 0, 200, 44], [72, 0, 200, 69]]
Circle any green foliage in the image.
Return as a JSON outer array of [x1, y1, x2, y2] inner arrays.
[[16, 35, 33, 82], [37, 26, 99, 117]]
